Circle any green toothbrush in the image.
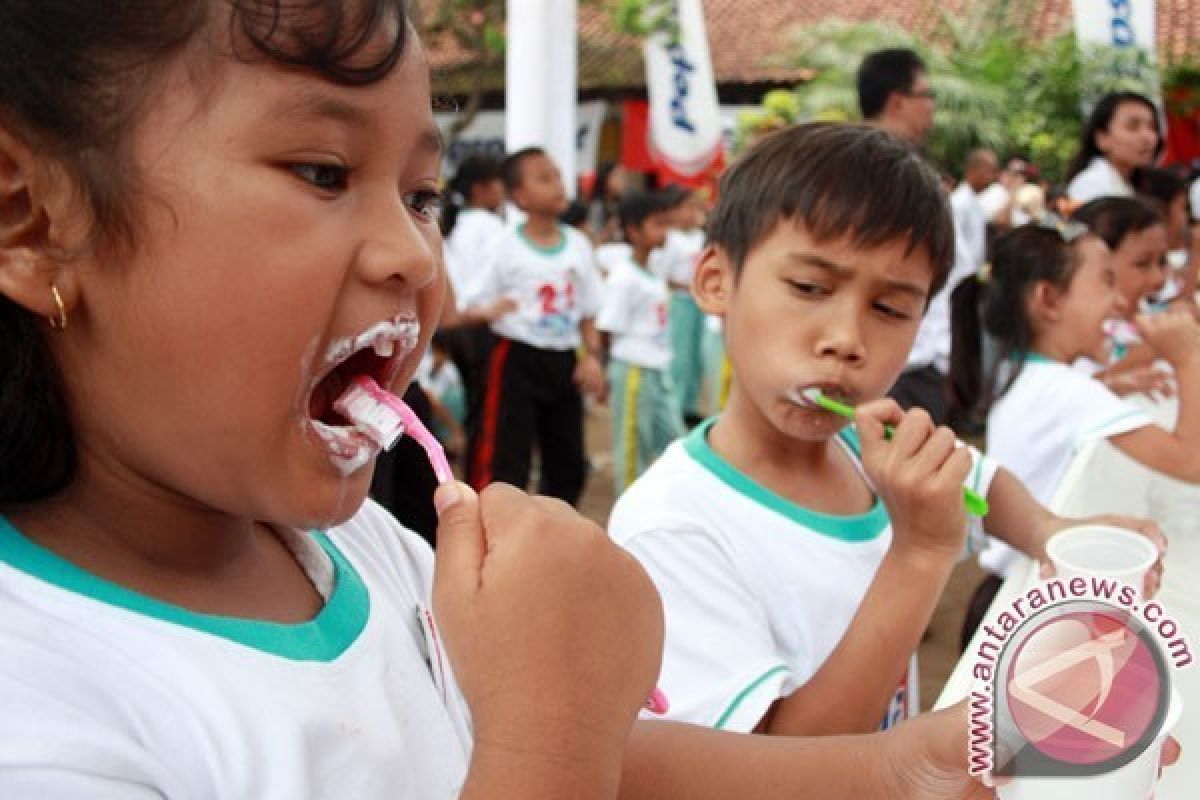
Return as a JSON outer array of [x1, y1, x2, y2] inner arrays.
[[802, 388, 990, 517]]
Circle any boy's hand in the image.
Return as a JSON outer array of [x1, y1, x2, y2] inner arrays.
[[574, 352, 608, 403], [1136, 309, 1200, 367], [856, 399, 972, 564], [432, 482, 664, 759], [483, 295, 519, 322]]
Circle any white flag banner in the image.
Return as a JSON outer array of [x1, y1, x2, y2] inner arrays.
[[1071, 0, 1156, 55], [643, 0, 723, 176]]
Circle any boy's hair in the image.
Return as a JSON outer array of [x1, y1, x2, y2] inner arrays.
[[0, 0, 411, 508], [658, 183, 692, 211], [857, 48, 926, 120], [618, 192, 666, 239], [949, 224, 1095, 424], [1071, 196, 1163, 252], [560, 200, 590, 228], [1133, 166, 1188, 215], [503, 147, 548, 192], [1065, 91, 1162, 184], [707, 122, 954, 296]]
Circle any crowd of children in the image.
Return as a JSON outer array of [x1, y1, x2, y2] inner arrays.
[[0, 6, 1190, 797]]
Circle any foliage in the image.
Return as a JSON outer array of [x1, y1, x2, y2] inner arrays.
[[737, 6, 1187, 183]]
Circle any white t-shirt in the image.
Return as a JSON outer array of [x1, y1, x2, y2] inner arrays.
[[659, 228, 706, 287], [905, 184, 986, 373], [980, 356, 1152, 576], [609, 420, 997, 733], [596, 255, 672, 370], [462, 223, 604, 351], [445, 208, 507, 304], [1067, 157, 1133, 204], [0, 501, 471, 799]]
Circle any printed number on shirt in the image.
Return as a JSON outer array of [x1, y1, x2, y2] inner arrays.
[[535, 280, 576, 336]]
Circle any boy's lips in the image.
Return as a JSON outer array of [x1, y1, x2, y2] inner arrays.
[[787, 382, 856, 409]]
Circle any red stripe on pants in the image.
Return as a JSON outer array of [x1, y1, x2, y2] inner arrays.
[[470, 338, 511, 490]]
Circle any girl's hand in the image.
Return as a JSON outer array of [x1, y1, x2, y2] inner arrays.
[[881, 705, 995, 799], [1136, 309, 1200, 367], [1103, 365, 1175, 399], [856, 399, 971, 565], [1037, 514, 1166, 599], [432, 482, 663, 761]]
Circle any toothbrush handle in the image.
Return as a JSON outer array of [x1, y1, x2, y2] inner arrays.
[[883, 424, 988, 517]]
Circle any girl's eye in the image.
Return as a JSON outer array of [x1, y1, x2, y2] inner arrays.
[[290, 163, 350, 191], [405, 189, 443, 222]]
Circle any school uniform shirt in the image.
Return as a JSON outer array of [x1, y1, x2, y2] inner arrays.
[[596, 255, 672, 370], [445, 208, 506, 303], [980, 356, 1152, 576], [0, 501, 472, 799], [462, 223, 604, 351], [608, 420, 997, 733], [1067, 156, 1133, 204], [661, 228, 706, 287]]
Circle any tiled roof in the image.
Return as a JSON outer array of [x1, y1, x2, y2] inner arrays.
[[418, 0, 1200, 95]]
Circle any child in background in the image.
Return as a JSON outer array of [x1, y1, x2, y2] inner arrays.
[[609, 123, 1163, 738], [659, 185, 710, 428], [419, 332, 468, 462], [0, 4, 1166, 797], [460, 147, 607, 505], [597, 192, 684, 493], [441, 154, 506, 300], [1071, 196, 1175, 395], [950, 224, 1198, 585], [1135, 166, 1200, 316]]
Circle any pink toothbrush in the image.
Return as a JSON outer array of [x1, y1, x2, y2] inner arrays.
[[333, 375, 454, 483]]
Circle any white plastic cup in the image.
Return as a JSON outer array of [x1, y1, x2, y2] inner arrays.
[[996, 688, 1181, 800], [1045, 525, 1158, 588]]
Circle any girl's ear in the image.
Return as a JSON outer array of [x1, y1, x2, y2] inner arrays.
[[691, 244, 733, 317], [0, 127, 79, 323], [1029, 278, 1064, 324]]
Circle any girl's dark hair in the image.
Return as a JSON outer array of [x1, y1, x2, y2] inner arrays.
[[1065, 91, 1162, 184], [1071, 195, 1163, 251], [949, 225, 1093, 423], [441, 154, 503, 235], [0, 0, 410, 507], [1133, 166, 1188, 217]]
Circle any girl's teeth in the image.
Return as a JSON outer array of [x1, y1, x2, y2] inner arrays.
[[372, 338, 395, 358]]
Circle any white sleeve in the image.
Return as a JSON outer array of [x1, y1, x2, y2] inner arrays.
[[964, 447, 1001, 558], [617, 526, 797, 732], [456, 231, 504, 310], [1068, 374, 1153, 446], [595, 272, 632, 334], [574, 238, 606, 319]]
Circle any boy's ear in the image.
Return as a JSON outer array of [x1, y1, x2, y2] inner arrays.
[[1029, 279, 1063, 323], [0, 126, 80, 322], [691, 244, 733, 316]]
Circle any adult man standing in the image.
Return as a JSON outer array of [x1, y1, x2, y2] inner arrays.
[[891, 146, 997, 428], [856, 47, 936, 147]]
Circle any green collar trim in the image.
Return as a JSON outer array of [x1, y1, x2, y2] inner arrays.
[[683, 418, 888, 542], [1011, 351, 1057, 365], [0, 516, 369, 662], [517, 222, 568, 255]]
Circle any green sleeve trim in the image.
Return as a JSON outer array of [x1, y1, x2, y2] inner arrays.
[[714, 665, 790, 730], [0, 516, 369, 662]]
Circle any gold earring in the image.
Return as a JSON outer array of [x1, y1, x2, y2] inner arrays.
[[50, 285, 68, 330]]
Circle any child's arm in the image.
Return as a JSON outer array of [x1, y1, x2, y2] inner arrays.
[[981, 467, 1166, 596], [620, 705, 995, 799], [575, 317, 608, 403], [1108, 310, 1200, 482], [758, 401, 970, 736], [434, 482, 664, 800]]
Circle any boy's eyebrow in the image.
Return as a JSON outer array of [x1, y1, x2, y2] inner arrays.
[[266, 92, 444, 157], [788, 252, 928, 299]]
